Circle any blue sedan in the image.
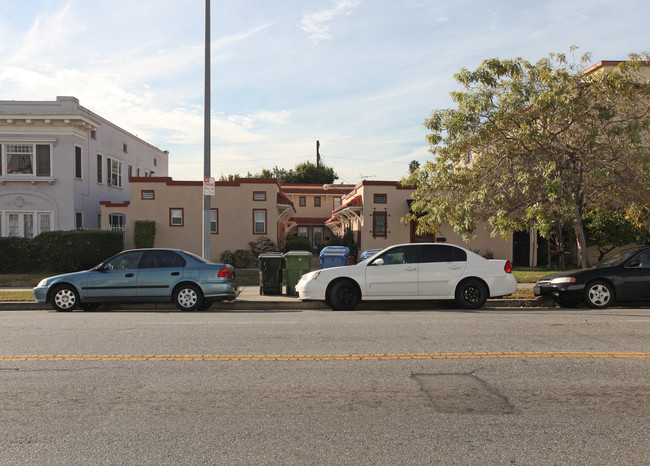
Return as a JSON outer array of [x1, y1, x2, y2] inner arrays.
[[33, 249, 237, 312]]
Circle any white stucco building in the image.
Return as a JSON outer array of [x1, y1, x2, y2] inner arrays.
[[0, 96, 168, 237]]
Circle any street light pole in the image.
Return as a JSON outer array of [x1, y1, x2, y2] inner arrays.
[[202, 0, 211, 260]]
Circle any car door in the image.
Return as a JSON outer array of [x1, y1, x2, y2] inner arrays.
[[364, 245, 418, 297], [85, 250, 144, 299], [620, 250, 650, 299], [417, 245, 467, 297], [136, 250, 186, 298]]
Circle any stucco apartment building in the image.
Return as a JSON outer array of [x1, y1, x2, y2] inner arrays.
[[0, 96, 168, 237], [101, 177, 513, 263]]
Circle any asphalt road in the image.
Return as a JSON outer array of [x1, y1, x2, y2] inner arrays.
[[1, 307, 649, 465]]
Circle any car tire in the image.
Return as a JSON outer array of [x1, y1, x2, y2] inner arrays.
[[173, 284, 204, 311], [51, 285, 80, 312], [328, 280, 360, 311], [455, 279, 488, 309], [584, 280, 613, 308]]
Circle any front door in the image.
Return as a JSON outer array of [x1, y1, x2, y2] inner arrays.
[[364, 245, 418, 297], [85, 250, 144, 298]]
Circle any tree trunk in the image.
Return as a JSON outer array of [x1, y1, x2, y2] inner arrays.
[[574, 211, 590, 268]]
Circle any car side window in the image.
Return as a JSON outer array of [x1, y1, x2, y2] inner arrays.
[[373, 246, 417, 265], [141, 251, 186, 269], [104, 251, 144, 270], [631, 250, 650, 268], [420, 245, 467, 263]]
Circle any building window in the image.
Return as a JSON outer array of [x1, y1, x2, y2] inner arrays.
[[253, 209, 267, 234], [2, 212, 51, 238], [2, 144, 51, 177], [373, 212, 387, 237], [153, 158, 157, 166], [333, 197, 342, 209], [128, 165, 133, 179], [75, 212, 83, 229], [136, 167, 141, 177], [253, 191, 266, 201], [298, 226, 308, 237], [122, 143, 128, 153], [374, 193, 387, 204], [107, 157, 123, 187], [74, 146, 82, 179], [141, 190, 155, 200], [109, 214, 125, 230], [210, 208, 218, 234], [314, 197, 321, 207], [90, 130, 96, 140], [170, 208, 184, 226], [97, 154, 103, 183], [299, 196, 306, 207]]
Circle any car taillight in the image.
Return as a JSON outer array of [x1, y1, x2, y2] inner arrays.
[[504, 261, 512, 273], [218, 268, 233, 278]]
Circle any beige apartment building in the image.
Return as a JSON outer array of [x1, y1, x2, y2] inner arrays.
[[101, 177, 513, 263]]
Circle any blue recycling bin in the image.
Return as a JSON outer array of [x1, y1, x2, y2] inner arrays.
[[319, 246, 350, 269], [359, 249, 382, 261]]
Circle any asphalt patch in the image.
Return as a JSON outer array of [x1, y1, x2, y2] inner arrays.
[[414, 373, 515, 414]]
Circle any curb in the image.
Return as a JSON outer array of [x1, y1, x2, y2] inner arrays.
[[0, 298, 555, 311]]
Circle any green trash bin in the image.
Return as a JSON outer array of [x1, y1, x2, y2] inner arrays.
[[284, 250, 312, 295]]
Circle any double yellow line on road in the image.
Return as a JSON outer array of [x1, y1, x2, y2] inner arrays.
[[0, 351, 648, 362]]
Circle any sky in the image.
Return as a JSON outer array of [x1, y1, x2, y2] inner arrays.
[[1, 0, 648, 185]]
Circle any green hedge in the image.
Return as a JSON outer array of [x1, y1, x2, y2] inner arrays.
[[0, 230, 124, 274], [134, 220, 156, 248]]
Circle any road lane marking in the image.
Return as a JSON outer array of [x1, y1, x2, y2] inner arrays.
[[0, 352, 648, 362]]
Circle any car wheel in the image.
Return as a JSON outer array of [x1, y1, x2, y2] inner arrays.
[[79, 303, 101, 311], [455, 279, 488, 309], [328, 280, 360, 311], [173, 284, 204, 311], [51, 285, 79, 312], [584, 280, 613, 308]]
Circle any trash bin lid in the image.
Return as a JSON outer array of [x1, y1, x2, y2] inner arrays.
[[320, 246, 349, 257]]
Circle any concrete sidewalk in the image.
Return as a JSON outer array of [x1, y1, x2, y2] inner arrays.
[[0, 284, 550, 311]]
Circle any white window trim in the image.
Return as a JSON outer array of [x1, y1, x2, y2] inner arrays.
[[0, 141, 55, 181]]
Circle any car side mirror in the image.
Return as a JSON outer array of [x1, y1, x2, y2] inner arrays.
[[626, 259, 641, 268], [372, 258, 384, 266]]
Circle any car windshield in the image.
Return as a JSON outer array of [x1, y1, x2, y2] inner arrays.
[[595, 248, 642, 268]]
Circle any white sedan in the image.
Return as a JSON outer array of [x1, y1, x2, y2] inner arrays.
[[296, 243, 517, 310]]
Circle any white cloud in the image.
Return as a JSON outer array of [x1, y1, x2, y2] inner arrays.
[[299, 0, 361, 44]]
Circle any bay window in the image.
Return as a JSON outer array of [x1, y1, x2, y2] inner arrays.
[[1, 143, 51, 177]]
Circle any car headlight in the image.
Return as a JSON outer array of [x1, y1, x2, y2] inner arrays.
[[38, 278, 48, 287], [303, 271, 320, 280], [550, 277, 576, 284]]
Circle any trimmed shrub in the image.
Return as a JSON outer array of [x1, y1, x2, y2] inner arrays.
[[0, 236, 34, 273], [284, 236, 311, 252], [134, 220, 156, 248], [0, 230, 124, 273]]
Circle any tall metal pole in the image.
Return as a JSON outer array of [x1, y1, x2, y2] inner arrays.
[[202, 0, 211, 260]]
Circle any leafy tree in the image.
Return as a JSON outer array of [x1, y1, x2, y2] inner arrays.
[[583, 208, 641, 262], [405, 49, 650, 268], [222, 161, 338, 184]]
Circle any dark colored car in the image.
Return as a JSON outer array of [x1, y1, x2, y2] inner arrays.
[[533, 246, 650, 308], [34, 249, 237, 312]]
